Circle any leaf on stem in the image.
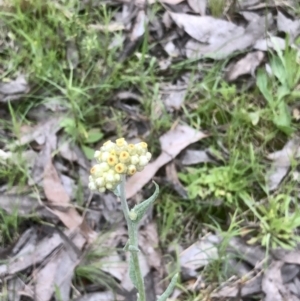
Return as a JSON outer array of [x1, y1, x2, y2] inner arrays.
[[130, 182, 159, 223]]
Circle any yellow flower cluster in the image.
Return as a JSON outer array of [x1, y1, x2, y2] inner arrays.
[[88, 138, 152, 192]]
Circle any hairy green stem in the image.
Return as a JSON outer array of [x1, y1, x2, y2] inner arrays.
[[119, 175, 146, 301]]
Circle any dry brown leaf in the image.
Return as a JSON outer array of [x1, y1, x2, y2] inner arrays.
[[100, 251, 128, 282], [262, 261, 297, 301], [187, 0, 206, 15], [35, 233, 85, 301], [179, 236, 218, 270], [170, 13, 244, 45], [267, 138, 300, 191], [8, 277, 32, 301], [0, 194, 57, 220], [29, 135, 56, 186], [254, 36, 286, 51], [160, 124, 208, 157], [179, 12, 272, 59], [130, 10, 147, 41], [181, 149, 215, 165], [226, 51, 265, 82], [139, 222, 163, 273], [0, 74, 29, 103], [227, 237, 265, 267], [162, 86, 186, 111], [281, 264, 300, 284], [43, 160, 84, 230], [212, 274, 263, 298], [43, 159, 96, 243], [165, 162, 188, 198], [273, 249, 300, 265], [277, 11, 300, 41], [17, 116, 63, 147], [126, 124, 207, 198], [287, 279, 300, 299], [0, 232, 64, 277], [58, 139, 89, 169]]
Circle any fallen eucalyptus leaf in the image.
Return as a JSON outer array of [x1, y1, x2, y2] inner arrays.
[[125, 124, 207, 198], [226, 51, 264, 81], [187, 0, 206, 15], [277, 11, 300, 41]]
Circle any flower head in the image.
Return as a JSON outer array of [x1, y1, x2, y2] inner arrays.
[[89, 137, 152, 193], [127, 165, 137, 175], [119, 151, 130, 163], [107, 155, 118, 166], [115, 163, 126, 174], [127, 144, 136, 154], [116, 137, 126, 147]]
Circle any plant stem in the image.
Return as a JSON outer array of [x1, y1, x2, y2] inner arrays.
[[119, 175, 146, 301]]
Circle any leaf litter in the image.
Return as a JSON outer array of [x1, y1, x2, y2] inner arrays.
[[0, 74, 30, 103], [1, 0, 300, 300], [125, 124, 208, 198]]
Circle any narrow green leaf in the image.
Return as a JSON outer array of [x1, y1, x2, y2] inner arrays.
[[113, 184, 121, 197], [270, 55, 286, 86], [130, 182, 159, 223], [157, 273, 178, 301], [256, 69, 274, 105], [276, 85, 290, 102], [273, 102, 293, 135]]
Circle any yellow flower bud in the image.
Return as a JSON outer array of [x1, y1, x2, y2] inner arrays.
[[131, 155, 139, 165], [116, 137, 126, 147], [101, 151, 109, 161], [103, 140, 112, 146], [88, 181, 97, 190], [107, 155, 118, 166], [102, 140, 116, 151], [119, 151, 130, 163], [127, 165, 137, 175], [90, 165, 101, 175], [99, 162, 110, 172], [146, 152, 152, 161], [106, 183, 113, 190], [110, 149, 117, 156], [139, 142, 148, 149], [127, 144, 136, 154], [115, 163, 126, 174], [114, 174, 121, 182], [99, 187, 106, 193], [105, 173, 115, 183], [95, 177, 105, 187], [94, 150, 101, 158], [139, 155, 148, 166]]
